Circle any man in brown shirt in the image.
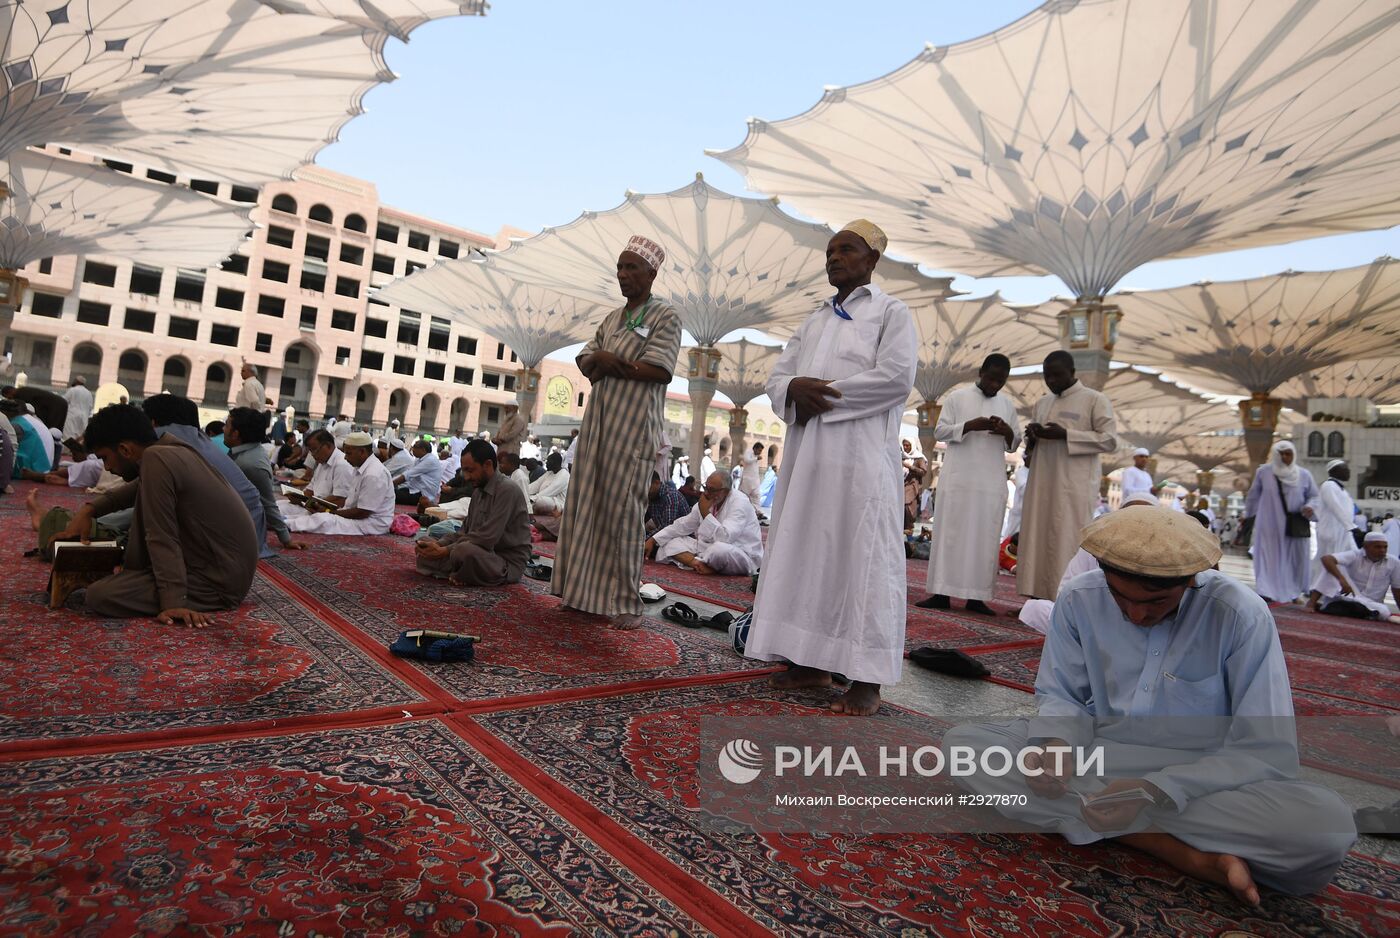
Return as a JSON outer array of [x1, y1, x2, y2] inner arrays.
[[51, 404, 258, 626], [414, 438, 531, 586]]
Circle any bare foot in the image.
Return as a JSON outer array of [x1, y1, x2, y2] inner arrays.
[[692, 561, 715, 576], [830, 681, 881, 716], [609, 613, 644, 631], [1118, 832, 1260, 906], [1212, 854, 1261, 907], [25, 488, 45, 532], [769, 665, 832, 690]]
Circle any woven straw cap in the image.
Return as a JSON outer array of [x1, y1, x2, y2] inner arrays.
[[1080, 506, 1221, 577]]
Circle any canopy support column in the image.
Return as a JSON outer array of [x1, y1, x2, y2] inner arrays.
[[516, 366, 542, 421], [687, 347, 721, 474], [1238, 393, 1283, 468], [727, 406, 748, 470], [1056, 299, 1120, 390], [916, 400, 941, 490]]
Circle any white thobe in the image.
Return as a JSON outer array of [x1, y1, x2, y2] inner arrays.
[[447, 436, 468, 459], [700, 454, 717, 478], [437, 456, 459, 489], [287, 456, 395, 535], [924, 386, 1020, 601], [1001, 465, 1028, 538], [738, 452, 762, 507], [529, 468, 569, 511], [1311, 549, 1400, 618], [1383, 518, 1400, 558], [1311, 478, 1357, 593], [564, 435, 578, 470], [236, 376, 265, 410], [746, 283, 917, 685], [1120, 465, 1154, 500], [330, 421, 351, 445], [1016, 382, 1116, 599], [65, 454, 104, 488], [508, 467, 531, 509], [383, 449, 414, 476], [654, 492, 763, 575], [282, 448, 355, 518], [1017, 547, 1098, 634], [62, 384, 93, 439]]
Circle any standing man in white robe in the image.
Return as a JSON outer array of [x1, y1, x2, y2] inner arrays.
[[1002, 457, 1028, 539], [1307, 459, 1358, 602], [1120, 448, 1159, 502], [745, 220, 917, 717], [917, 354, 1020, 614], [236, 364, 265, 412], [738, 441, 763, 509], [1382, 513, 1400, 559], [62, 376, 93, 440], [1016, 351, 1117, 600]]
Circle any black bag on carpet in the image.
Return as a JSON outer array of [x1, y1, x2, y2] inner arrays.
[[389, 630, 477, 663], [907, 647, 990, 678]]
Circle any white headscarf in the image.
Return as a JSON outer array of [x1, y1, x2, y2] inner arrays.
[[1270, 440, 1300, 486]]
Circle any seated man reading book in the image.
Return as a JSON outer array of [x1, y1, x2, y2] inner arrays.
[[45, 404, 258, 626]]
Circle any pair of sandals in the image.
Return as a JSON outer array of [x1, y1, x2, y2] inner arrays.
[[524, 561, 551, 581], [661, 601, 733, 632]]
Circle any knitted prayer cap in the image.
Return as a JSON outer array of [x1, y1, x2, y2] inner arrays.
[[343, 431, 373, 447], [1080, 505, 1221, 578], [840, 219, 888, 254], [624, 235, 665, 271]]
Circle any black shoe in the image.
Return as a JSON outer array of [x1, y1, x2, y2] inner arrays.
[[914, 594, 950, 609], [964, 600, 996, 616]]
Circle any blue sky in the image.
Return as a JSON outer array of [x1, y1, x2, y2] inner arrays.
[[321, 0, 1398, 386]]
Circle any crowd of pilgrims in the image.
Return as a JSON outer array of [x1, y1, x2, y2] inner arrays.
[[2, 222, 1397, 907]]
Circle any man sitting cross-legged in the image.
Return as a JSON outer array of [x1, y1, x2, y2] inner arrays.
[[393, 439, 441, 505], [1307, 531, 1400, 623], [285, 432, 395, 535], [644, 470, 762, 576], [528, 451, 570, 540], [944, 507, 1356, 905], [414, 439, 531, 586], [47, 404, 258, 627]]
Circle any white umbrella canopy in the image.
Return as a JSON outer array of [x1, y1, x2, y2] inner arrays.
[[1275, 357, 1400, 411], [1111, 401, 1241, 454], [0, 146, 249, 270], [709, 0, 1400, 299], [714, 337, 782, 408], [901, 292, 1051, 407], [0, 1, 476, 182], [372, 256, 607, 370], [1100, 259, 1400, 397], [483, 174, 954, 347], [253, 0, 486, 39], [1159, 433, 1250, 474]]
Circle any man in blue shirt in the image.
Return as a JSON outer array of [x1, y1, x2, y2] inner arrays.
[[946, 507, 1355, 904]]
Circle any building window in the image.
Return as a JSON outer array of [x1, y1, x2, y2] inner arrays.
[[392, 355, 415, 376], [427, 319, 450, 351], [334, 276, 359, 298], [1326, 432, 1345, 458], [168, 316, 199, 340], [271, 193, 297, 214], [37, 257, 53, 274], [438, 239, 459, 259], [210, 324, 240, 347], [279, 375, 297, 397], [335, 346, 351, 366], [405, 260, 425, 275], [424, 361, 445, 381], [82, 261, 117, 287], [504, 374, 516, 392], [174, 272, 205, 303], [220, 254, 249, 275], [376, 221, 400, 243], [190, 179, 219, 195], [453, 366, 473, 385], [496, 342, 506, 360], [364, 317, 388, 338], [256, 295, 285, 317], [146, 169, 177, 184], [407, 230, 430, 251], [577, 392, 585, 407], [300, 269, 326, 292], [102, 159, 133, 173], [344, 213, 367, 233], [482, 372, 501, 390], [372, 253, 395, 275], [397, 313, 421, 345], [76, 300, 111, 325], [457, 336, 477, 356], [299, 305, 318, 329], [255, 332, 273, 353], [266, 225, 295, 249], [304, 234, 330, 261], [215, 287, 244, 311], [309, 203, 333, 224], [487, 406, 500, 424], [229, 185, 258, 203], [124, 308, 156, 333], [331, 309, 356, 331], [339, 244, 364, 265], [30, 293, 63, 317], [1307, 431, 1324, 457], [129, 265, 162, 296], [261, 260, 290, 283], [361, 350, 384, 371]]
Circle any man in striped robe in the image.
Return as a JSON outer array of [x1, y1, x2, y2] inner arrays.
[[552, 235, 682, 630]]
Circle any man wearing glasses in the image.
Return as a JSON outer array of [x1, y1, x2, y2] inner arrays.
[[645, 470, 762, 576]]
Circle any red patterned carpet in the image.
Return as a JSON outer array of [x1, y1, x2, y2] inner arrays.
[[3, 480, 1397, 936]]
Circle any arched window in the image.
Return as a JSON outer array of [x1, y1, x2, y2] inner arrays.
[[1306, 431, 1324, 457], [344, 213, 367, 233], [118, 351, 145, 372], [1326, 431, 1345, 458], [162, 358, 187, 378], [72, 343, 102, 366], [309, 203, 333, 224], [271, 193, 297, 214], [206, 363, 228, 385]]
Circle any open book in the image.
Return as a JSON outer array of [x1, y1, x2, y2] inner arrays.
[[1069, 786, 1158, 808], [48, 540, 124, 608], [280, 485, 339, 513]]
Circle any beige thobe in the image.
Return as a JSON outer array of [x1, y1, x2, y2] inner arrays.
[[495, 411, 528, 456]]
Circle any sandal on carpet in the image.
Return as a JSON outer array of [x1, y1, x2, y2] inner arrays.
[[523, 561, 552, 581], [661, 602, 702, 627], [704, 610, 734, 633]]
